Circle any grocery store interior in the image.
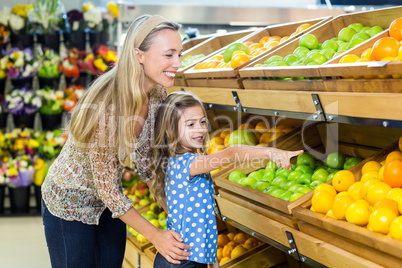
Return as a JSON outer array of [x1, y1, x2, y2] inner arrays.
[[2, 0, 402, 267]]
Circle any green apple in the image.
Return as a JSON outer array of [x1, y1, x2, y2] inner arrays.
[[344, 157, 363, 170], [293, 46, 310, 59], [287, 170, 303, 181], [288, 184, 300, 193], [240, 176, 258, 188], [295, 164, 313, 174], [266, 160, 278, 171], [309, 180, 322, 189], [296, 185, 312, 194], [338, 42, 349, 52], [279, 190, 294, 201], [326, 172, 336, 182], [141, 212, 157, 221], [254, 63, 263, 68], [299, 34, 319, 50], [262, 170, 276, 182], [223, 42, 250, 63], [338, 27, 357, 42], [291, 59, 306, 66], [228, 170, 246, 183], [264, 55, 284, 65], [289, 192, 305, 202], [263, 185, 280, 194], [306, 52, 327, 65], [360, 26, 370, 33], [336, 40, 345, 46], [321, 48, 336, 61], [331, 37, 339, 41], [321, 40, 339, 51], [283, 54, 298, 66], [276, 167, 291, 179], [312, 168, 329, 182], [367, 26, 384, 37], [271, 176, 288, 189], [270, 188, 286, 198], [296, 153, 315, 170], [348, 23, 364, 33], [258, 169, 265, 176], [296, 173, 313, 185], [254, 181, 271, 192], [346, 38, 364, 50], [352, 32, 370, 41], [307, 62, 319, 66], [248, 171, 263, 181], [270, 61, 288, 67], [228, 129, 257, 146], [325, 152, 346, 169], [284, 180, 299, 191]]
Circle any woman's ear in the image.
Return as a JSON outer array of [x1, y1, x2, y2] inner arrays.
[[135, 48, 144, 63]]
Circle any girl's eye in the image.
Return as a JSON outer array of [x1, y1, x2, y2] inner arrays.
[[187, 123, 194, 127], [179, 54, 183, 58], [201, 120, 207, 125]]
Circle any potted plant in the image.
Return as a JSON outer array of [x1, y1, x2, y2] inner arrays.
[[64, 9, 87, 51], [7, 4, 35, 49], [62, 84, 85, 114], [5, 87, 41, 128], [37, 48, 60, 89], [59, 48, 89, 87], [1, 47, 39, 88], [78, 45, 117, 81], [36, 88, 64, 130]]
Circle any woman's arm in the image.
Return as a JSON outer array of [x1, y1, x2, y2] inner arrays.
[[120, 207, 191, 264], [190, 145, 303, 177]]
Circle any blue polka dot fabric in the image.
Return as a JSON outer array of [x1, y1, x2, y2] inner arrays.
[[165, 153, 217, 264]]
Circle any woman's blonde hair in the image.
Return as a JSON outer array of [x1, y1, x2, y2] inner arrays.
[[67, 15, 180, 166], [150, 91, 208, 207]]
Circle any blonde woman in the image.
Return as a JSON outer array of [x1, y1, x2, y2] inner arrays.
[[41, 15, 191, 267]]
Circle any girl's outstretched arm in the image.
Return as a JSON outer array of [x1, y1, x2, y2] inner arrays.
[[190, 145, 303, 177]]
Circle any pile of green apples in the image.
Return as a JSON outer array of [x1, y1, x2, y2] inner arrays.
[[254, 23, 383, 76], [227, 152, 362, 202], [180, 54, 206, 69]]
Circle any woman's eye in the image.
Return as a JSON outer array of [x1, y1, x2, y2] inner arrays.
[[166, 54, 173, 57]]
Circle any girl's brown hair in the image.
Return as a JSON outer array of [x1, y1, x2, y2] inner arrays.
[[150, 92, 208, 207]]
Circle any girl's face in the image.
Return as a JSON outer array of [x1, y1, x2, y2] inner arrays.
[[178, 105, 208, 152], [136, 29, 183, 93]]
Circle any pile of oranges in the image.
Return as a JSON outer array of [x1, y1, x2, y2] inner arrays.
[[194, 24, 312, 70], [217, 231, 260, 265], [312, 137, 402, 241], [338, 18, 402, 68]]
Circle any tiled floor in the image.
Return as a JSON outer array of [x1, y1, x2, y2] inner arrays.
[[0, 216, 51, 268]]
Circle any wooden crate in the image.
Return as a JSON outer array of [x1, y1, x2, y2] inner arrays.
[[292, 140, 402, 267], [239, 5, 402, 91], [183, 17, 331, 89], [175, 30, 255, 87], [182, 36, 211, 51]]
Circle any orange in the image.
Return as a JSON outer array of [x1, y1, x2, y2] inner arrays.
[[217, 248, 223, 261], [233, 232, 248, 244], [279, 36, 290, 44], [360, 179, 381, 200], [251, 47, 268, 56], [389, 18, 402, 41], [227, 240, 238, 246], [347, 181, 363, 201], [227, 232, 235, 241], [360, 48, 375, 61], [290, 32, 298, 38], [365, 182, 391, 205], [332, 195, 355, 220], [216, 61, 227, 68], [389, 216, 402, 241], [259, 36, 271, 46], [238, 123, 254, 130], [399, 136, 402, 152], [369, 207, 397, 234], [231, 245, 248, 259], [217, 234, 231, 247], [326, 209, 337, 219], [248, 43, 263, 53], [371, 37, 400, 61], [259, 133, 274, 144], [383, 159, 402, 188], [244, 237, 258, 248], [210, 55, 224, 61], [255, 121, 270, 133], [312, 190, 335, 214], [222, 244, 235, 258], [362, 161, 382, 175], [332, 170, 356, 192], [385, 151, 402, 164], [243, 41, 254, 47], [209, 136, 225, 148], [194, 61, 208, 69], [264, 41, 280, 50], [387, 187, 402, 203], [378, 165, 385, 181], [224, 134, 230, 148], [345, 200, 371, 226], [296, 24, 312, 33], [205, 60, 222, 69], [356, 58, 369, 63], [374, 198, 399, 216], [313, 183, 337, 197], [207, 145, 223, 155], [360, 170, 379, 183], [268, 36, 281, 42], [230, 54, 250, 68], [335, 191, 349, 198], [339, 54, 360, 64], [220, 129, 231, 139], [220, 256, 231, 264]]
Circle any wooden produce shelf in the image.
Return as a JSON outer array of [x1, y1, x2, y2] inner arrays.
[[239, 5, 402, 91], [215, 195, 383, 268]]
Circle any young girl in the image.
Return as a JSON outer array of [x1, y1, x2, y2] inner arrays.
[[151, 92, 303, 267]]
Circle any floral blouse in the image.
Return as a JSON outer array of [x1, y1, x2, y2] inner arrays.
[[42, 85, 167, 225]]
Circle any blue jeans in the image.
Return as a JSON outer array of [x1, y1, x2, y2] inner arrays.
[[42, 199, 126, 268], [153, 252, 208, 268]]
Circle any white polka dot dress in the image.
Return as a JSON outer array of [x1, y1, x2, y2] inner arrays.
[[165, 153, 217, 264]]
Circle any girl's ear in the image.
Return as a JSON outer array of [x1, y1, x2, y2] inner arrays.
[[135, 48, 144, 64]]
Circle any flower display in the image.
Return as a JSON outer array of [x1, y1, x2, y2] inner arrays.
[[7, 155, 35, 188], [2, 128, 40, 157], [8, 4, 35, 35], [0, 159, 11, 185], [66, 9, 85, 32], [0, 47, 39, 79], [59, 48, 80, 78], [28, 0, 68, 35], [5, 87, 41, 115], [82, 2, 119, 33], [37, 49, 60, 79], [78, 45, 117, 75], [35, 129, 66, 159], [63, 85, 85, 112], [36, 88, 64, 114]]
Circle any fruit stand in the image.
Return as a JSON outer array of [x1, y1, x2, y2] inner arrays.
[[155, 5, 402, 268]]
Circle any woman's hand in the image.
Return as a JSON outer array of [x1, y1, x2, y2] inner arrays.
[[270, 149, 304, 170], [150, 229, 191, 264]]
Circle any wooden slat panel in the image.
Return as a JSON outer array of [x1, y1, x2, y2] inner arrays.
[[183, 87, 237, 106], [186, 78, 244, 89], [243, 79, 325, 91], [323, 79, 402, 93]]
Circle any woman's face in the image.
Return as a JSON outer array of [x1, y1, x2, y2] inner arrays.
[[137, 29, 183, 92]]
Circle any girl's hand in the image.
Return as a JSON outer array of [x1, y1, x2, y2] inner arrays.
[[270, 149, 304, 170], [151, 229, 191, 264]]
